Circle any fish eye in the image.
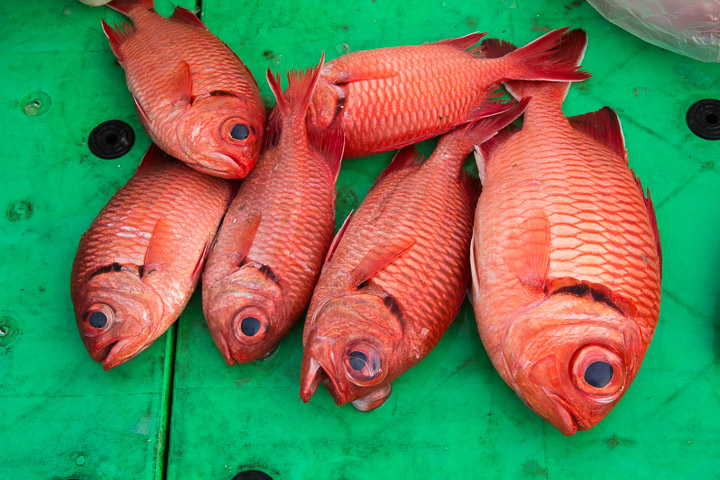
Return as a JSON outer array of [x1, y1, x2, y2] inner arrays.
[[240, 316, 261, 337], [584, 361, 613, 388], [344, 342, 383, 386], [84, 304, 114, 333], [230, 124, 250, 141], [233, 308, 269, 344], [89, 311, 108, 328]]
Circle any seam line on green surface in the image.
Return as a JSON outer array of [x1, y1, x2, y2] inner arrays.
[[156, 322, 178, 480]]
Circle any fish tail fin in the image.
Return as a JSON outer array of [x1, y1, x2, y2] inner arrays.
[[266, 53, 325, 125], [490, 28, 590, 86], [106, 0, 154, 16]]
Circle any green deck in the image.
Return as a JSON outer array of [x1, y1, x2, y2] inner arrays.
[[2, 1, 719, 478]]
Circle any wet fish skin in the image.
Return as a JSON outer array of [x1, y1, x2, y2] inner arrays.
[[71, 145, 234, 370]]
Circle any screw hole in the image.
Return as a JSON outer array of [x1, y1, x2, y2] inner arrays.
[[706, 113, 718, 125], [105, 133, 119, 144]]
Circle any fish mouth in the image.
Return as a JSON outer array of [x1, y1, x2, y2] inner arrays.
[[300, 356, 346, 406], [213, 329, 236, 366], [101, 338, 144, 371], [198, 152, 249, 179], [545, 390, 591, 436]]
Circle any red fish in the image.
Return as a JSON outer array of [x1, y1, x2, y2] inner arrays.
[[71, 145, 234, 370], [102, 0, 266, 178], [470, 30, 662, 435], [305, 27, 589, 159], [202, 55, 344, 364], [299, 102, 527, 411]]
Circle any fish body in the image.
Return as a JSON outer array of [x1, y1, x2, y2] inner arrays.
[[202, 55, 344, 364], [306, 27, 589, 158], [470, 30, 662, 435], [300, 103, 526, 410], [71, 145, 233, 370], [102, 0, 265, 178]]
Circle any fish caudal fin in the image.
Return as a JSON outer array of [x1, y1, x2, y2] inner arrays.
[[106, 0, 154, 16], [490, 28, 589, 87], [266, 53, 325, 126]]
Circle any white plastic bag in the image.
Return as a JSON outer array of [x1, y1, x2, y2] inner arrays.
[[587, 0, 720, 63]]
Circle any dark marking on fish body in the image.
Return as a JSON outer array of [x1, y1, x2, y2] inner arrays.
[[552, 284, 625, 315], [258, 264, 280, 285], [382, 293, 403, 319], [6, 200, 33, 222]]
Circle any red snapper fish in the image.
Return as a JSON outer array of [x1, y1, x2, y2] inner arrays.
[[102, 0, 266, 178], [71, 145, 234, 369], [470, 30, 662, 435], [305, 27, 589, 158], [300, 102, 527, 411], [202, 55, 344, 364]]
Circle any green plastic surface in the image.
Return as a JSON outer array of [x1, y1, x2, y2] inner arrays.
[[2, 1, 719, 479]]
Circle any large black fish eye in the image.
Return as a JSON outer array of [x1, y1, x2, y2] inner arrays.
[[230, 124, 250, 141], [88, 311, 108, 329], [240, 316, 261, 337], [585, 361, 613, 388], [348, 351, 368, 371]]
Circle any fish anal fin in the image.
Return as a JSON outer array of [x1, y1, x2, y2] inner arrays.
[[432, 32, 488, 56], [101, 19, 134, 63], [504, 210, 551, 291], [568, 107, 627, 161], [169, 6, 207, 29], [325, 210, 354, 264], [371, 146, 425, 190], [350, 237, 416, 287]]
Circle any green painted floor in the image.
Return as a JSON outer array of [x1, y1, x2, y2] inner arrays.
[[1, 1, 719, 479]]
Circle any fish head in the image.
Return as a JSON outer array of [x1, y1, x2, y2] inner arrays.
[[74, 269, 164, 370], [300, 293, 401, 407], [504, 292, 644, 435], [175, 95, 264, 179], [203, 265, 284, 365]]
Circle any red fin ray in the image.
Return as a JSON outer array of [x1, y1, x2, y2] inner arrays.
[[568, 107, 627, 161], [169, 6, 207, 29], [230, 211, 262, 263], [371, 146, 425, 190], [504, 210, 551, 292], [350, 238, 416, 287], [309, 126, 345, 184], [432, 32, 488, 56], [324, 210, 354, 264], [101, 19, 134, 63], [633, 174, 662, 276], [478, 123, 519, 161], [134, 144, 166, 175], [143, 218, 176, 274], [172, 61, 193, 106], [266, 53, 325, 121]]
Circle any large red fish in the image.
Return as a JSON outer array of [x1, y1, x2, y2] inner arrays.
[[202, 55, 344, 365], [470, 30, 662, 435], [102, 0, 265, 178], [305, 27, 589, 159], [71, 145, 234, 370], [300, 102, 527, 411]]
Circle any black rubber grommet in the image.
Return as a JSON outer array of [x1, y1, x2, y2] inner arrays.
[[686, 99, 720, 140], [232, 471, 274, 480], [88, 120, 135, 158]]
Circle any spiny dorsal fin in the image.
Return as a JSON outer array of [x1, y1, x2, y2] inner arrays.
[[431, 32, 487, 56], [568, 107, 627, 162], [371, 146, 425, 190], [350, 237, 416, 287], [169, 6, 207, 29], [324, 210, 354, 264]]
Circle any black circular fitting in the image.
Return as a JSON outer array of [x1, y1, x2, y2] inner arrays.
[[686, 99, 720, 140], [88, 120, 135, 159], [232, 471, 273, 480]]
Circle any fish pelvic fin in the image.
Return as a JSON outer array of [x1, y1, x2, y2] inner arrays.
[[266, 52, 325, 125], [106, 0, 154, 17]]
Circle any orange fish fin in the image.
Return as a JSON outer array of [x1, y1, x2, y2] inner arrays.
[[191, 237, 212, 284], [504, 210, 551, 291], [457, 98, 529, 152], [568, 107, 628, 162], [325, 64, 399, 85], [101, 19, 134, 63], [169, 6, 207, 29], [462, 91, 518, 125], [633, 175, 662, 276], [350, 237, 416, 287], [371, 146, 425, 190], [172, 60, 193, 106], [310, 125, 345, 184], [478, 123, 519, 161], [431, 32, 488, 56], [143, 218, 176, 275], [481, 37, 517, 58], [460, 171, 481, 203], [134, 144, 166, 175], [325, 209, 354, 264], [230, 211, 263, 263], [106, 0, 154, 16], [267, 53, 325, 120], [546, 277, 639, 317], [131, 93, 152, 134]]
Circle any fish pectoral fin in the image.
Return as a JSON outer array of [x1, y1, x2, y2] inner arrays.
[[171, 60, 194, 106], [101, 19, 135, 64], [143, 218, 177, 276], [350, 237, 416, 287], [169, 6, 208, 29], [325, 209, 354, 265], [325, 65, 399, 85], [229, 210, 262, 264], [504, 210, 551, 291], [568, 107, 627, 162]]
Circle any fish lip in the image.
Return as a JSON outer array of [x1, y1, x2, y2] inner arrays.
[[207, 152, 249, 178], [300, 356, 348, 406], [544, 389, 591, 435], [212, 329, 235, 366], [101, 337, 142, 370]]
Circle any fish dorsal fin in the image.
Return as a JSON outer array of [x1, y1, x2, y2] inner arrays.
[[431, 32, 487, 56], [134, 144, 166, 175], [568, 107, 627, 162], [231, 211, 263, 263], [172, 60, 193, 106], [169, 6, 207, 29], [309, 126, 345, 184], [371, 146, 425, 190], [324, 210, 354, 264], [350, 237, 416, 287], [143, 218, 176, 275], [504, 210, 551, 292], [546, 277, 639, 317], [634, 174, 662, 276], [101, 19, 135, 63]]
